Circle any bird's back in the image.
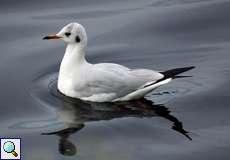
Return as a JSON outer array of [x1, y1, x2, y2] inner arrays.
[[62, 63, 164, 102]]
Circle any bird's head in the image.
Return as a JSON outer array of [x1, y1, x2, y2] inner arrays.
[[43, 22, 87, 48]]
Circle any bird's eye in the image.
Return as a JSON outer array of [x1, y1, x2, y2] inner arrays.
[[65, 32, 71, 37]]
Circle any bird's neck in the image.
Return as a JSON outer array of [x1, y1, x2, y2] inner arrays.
[[66, 43, 86, 64], [59, 43, 87, 74]]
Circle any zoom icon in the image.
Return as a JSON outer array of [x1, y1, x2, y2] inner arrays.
[[1, 138, 21, 160]]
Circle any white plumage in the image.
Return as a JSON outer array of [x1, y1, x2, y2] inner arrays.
[[43, 22, 193, 102]]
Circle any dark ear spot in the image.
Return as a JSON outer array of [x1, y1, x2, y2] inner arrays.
[[75, 36, 81, 43]]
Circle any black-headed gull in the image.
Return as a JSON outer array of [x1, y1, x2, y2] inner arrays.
[[43, 22, 194, 102]]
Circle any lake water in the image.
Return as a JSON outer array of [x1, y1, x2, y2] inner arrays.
[[0, 0, 230, 159]]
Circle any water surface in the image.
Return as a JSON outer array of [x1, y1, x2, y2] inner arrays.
[[0, 0, 230, 159]]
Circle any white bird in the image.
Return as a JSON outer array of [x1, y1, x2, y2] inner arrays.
[[43, 22, 194, 102]]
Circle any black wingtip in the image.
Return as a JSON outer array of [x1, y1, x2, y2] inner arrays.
[[143, 66, 195, 88], [160, 66, 195, 79], [183, 66, 195, 71]]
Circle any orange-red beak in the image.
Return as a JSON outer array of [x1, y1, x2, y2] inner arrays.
[[43, 34, 62, 40]]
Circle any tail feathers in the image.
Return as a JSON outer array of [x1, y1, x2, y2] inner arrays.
[[143, 66, 195, 88], [160, 66, 195, 79]]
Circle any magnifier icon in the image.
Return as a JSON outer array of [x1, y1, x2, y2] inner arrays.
[[3, 141, 18, 157]]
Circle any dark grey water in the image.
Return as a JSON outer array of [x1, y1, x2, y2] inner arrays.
[[1, 0, 230, 159]]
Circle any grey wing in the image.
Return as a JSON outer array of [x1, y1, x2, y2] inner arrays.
[[84, 63, 164, 98]]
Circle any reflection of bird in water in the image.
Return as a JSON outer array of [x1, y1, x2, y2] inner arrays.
[[42, 95, 192, 156], [43, 125, 83, 156]]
